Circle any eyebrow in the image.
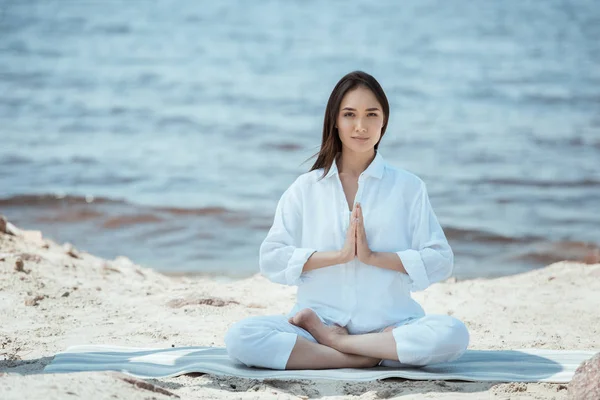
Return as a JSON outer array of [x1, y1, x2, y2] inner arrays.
[[342, 107, 381, 112]]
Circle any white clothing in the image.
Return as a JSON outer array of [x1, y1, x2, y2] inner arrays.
[[224, 314, 469, 370], [259, 152, 454, 334]]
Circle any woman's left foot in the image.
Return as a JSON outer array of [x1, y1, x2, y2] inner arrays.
[[289, 308, 348, 348]]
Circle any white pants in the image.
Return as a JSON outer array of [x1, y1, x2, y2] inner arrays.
[[225, 314, 470, 370]]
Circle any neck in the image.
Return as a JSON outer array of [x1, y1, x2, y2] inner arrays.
[[337, 149, 376, 177]]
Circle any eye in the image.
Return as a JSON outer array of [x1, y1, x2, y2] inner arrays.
[[368, 112, 378, 117], [343, 112, 355, 117]]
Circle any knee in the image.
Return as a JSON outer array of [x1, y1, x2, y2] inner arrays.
[[396, 315, 470, 366], [224, 321, 242, 360], [224, 318, 258, 363], [446, 316, 470, 354], [434, 316, 470, 362]]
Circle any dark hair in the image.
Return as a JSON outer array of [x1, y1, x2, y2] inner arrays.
[[307, 71, 390, 179]]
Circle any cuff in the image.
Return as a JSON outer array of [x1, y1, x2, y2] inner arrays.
[[271, 332, 299, 370], [396, 249, 430, 291], [285, 248, 317, 285]]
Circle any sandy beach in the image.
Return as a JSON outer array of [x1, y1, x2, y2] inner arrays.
[[0, 218, 598, 400]]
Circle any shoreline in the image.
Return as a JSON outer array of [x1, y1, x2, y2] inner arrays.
[[1, 217, 598, 399], [3, 193, 599, 282]]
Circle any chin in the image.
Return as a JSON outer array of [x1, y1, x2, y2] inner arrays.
[[347, 143, 375, 153]]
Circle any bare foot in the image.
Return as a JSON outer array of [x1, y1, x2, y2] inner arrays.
[[288, 308, 348, 348]]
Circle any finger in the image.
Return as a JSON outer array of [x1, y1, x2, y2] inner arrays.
[[349, 217, 357, 238], [354, 223, 358, 254], [358, 216, 366, 241]]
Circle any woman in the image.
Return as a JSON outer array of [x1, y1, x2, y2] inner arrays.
[[225, 71, 469, 370]]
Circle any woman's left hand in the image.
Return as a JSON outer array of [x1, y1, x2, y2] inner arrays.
[[355, 203, 374, 264]]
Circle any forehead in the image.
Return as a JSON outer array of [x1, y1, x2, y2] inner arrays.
[[340, 86, 381, 109]]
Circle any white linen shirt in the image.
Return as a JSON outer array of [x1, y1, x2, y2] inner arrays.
[[259, 152, 454, 334]]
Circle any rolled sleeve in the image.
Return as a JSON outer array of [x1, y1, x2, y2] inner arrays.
[[259, 179, 316, 286], [286, 248, 317, 285], [396, 249, 430, 291], [399, 182, 454, 292]]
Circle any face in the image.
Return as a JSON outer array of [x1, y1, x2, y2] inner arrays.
[[336, 86, 385, 154]]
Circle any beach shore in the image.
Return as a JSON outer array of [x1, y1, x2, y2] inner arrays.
[[0, 218, 598, 399]]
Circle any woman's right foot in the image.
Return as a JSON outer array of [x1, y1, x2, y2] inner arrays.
[[289, 308, 348, 348]]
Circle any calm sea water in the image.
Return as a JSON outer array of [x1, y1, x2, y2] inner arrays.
[[1, 0, 599, 279]]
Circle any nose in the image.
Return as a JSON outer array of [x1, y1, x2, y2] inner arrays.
[[355, 118, 367, 132]]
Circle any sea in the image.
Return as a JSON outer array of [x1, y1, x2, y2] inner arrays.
[[1, 0, 599, 280]]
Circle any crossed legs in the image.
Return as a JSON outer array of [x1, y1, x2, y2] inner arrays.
[[286, 309, 395, 369], [225, 309, 469, 370]]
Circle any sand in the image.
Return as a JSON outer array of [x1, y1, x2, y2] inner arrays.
[[0, 219, 598, 399]]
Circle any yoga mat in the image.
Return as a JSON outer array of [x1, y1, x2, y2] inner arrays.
[[44, 345, 594, 383]]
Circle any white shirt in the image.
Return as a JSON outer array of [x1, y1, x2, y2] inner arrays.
[[259, 152, 454, 334]]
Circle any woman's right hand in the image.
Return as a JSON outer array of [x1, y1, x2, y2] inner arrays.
[[338, 205, 357, 263]]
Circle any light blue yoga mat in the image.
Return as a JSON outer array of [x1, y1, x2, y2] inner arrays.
[[44, 345, 595, 383]]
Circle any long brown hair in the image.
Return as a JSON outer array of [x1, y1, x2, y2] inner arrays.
[[307, 71, 390, 179]]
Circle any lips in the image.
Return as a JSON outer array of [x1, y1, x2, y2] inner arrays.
[[352, 137, 369, 141]]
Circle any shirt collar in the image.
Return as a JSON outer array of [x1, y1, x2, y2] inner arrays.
[[324, 151, 386, 180]]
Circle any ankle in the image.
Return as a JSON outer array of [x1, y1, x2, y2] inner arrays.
[[357, 355, 381, 368], [326, 332, 348, 352]]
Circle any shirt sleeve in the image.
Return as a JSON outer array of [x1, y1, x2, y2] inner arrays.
[[396, 181, 454, 291], [259, 180, 317, 286]]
